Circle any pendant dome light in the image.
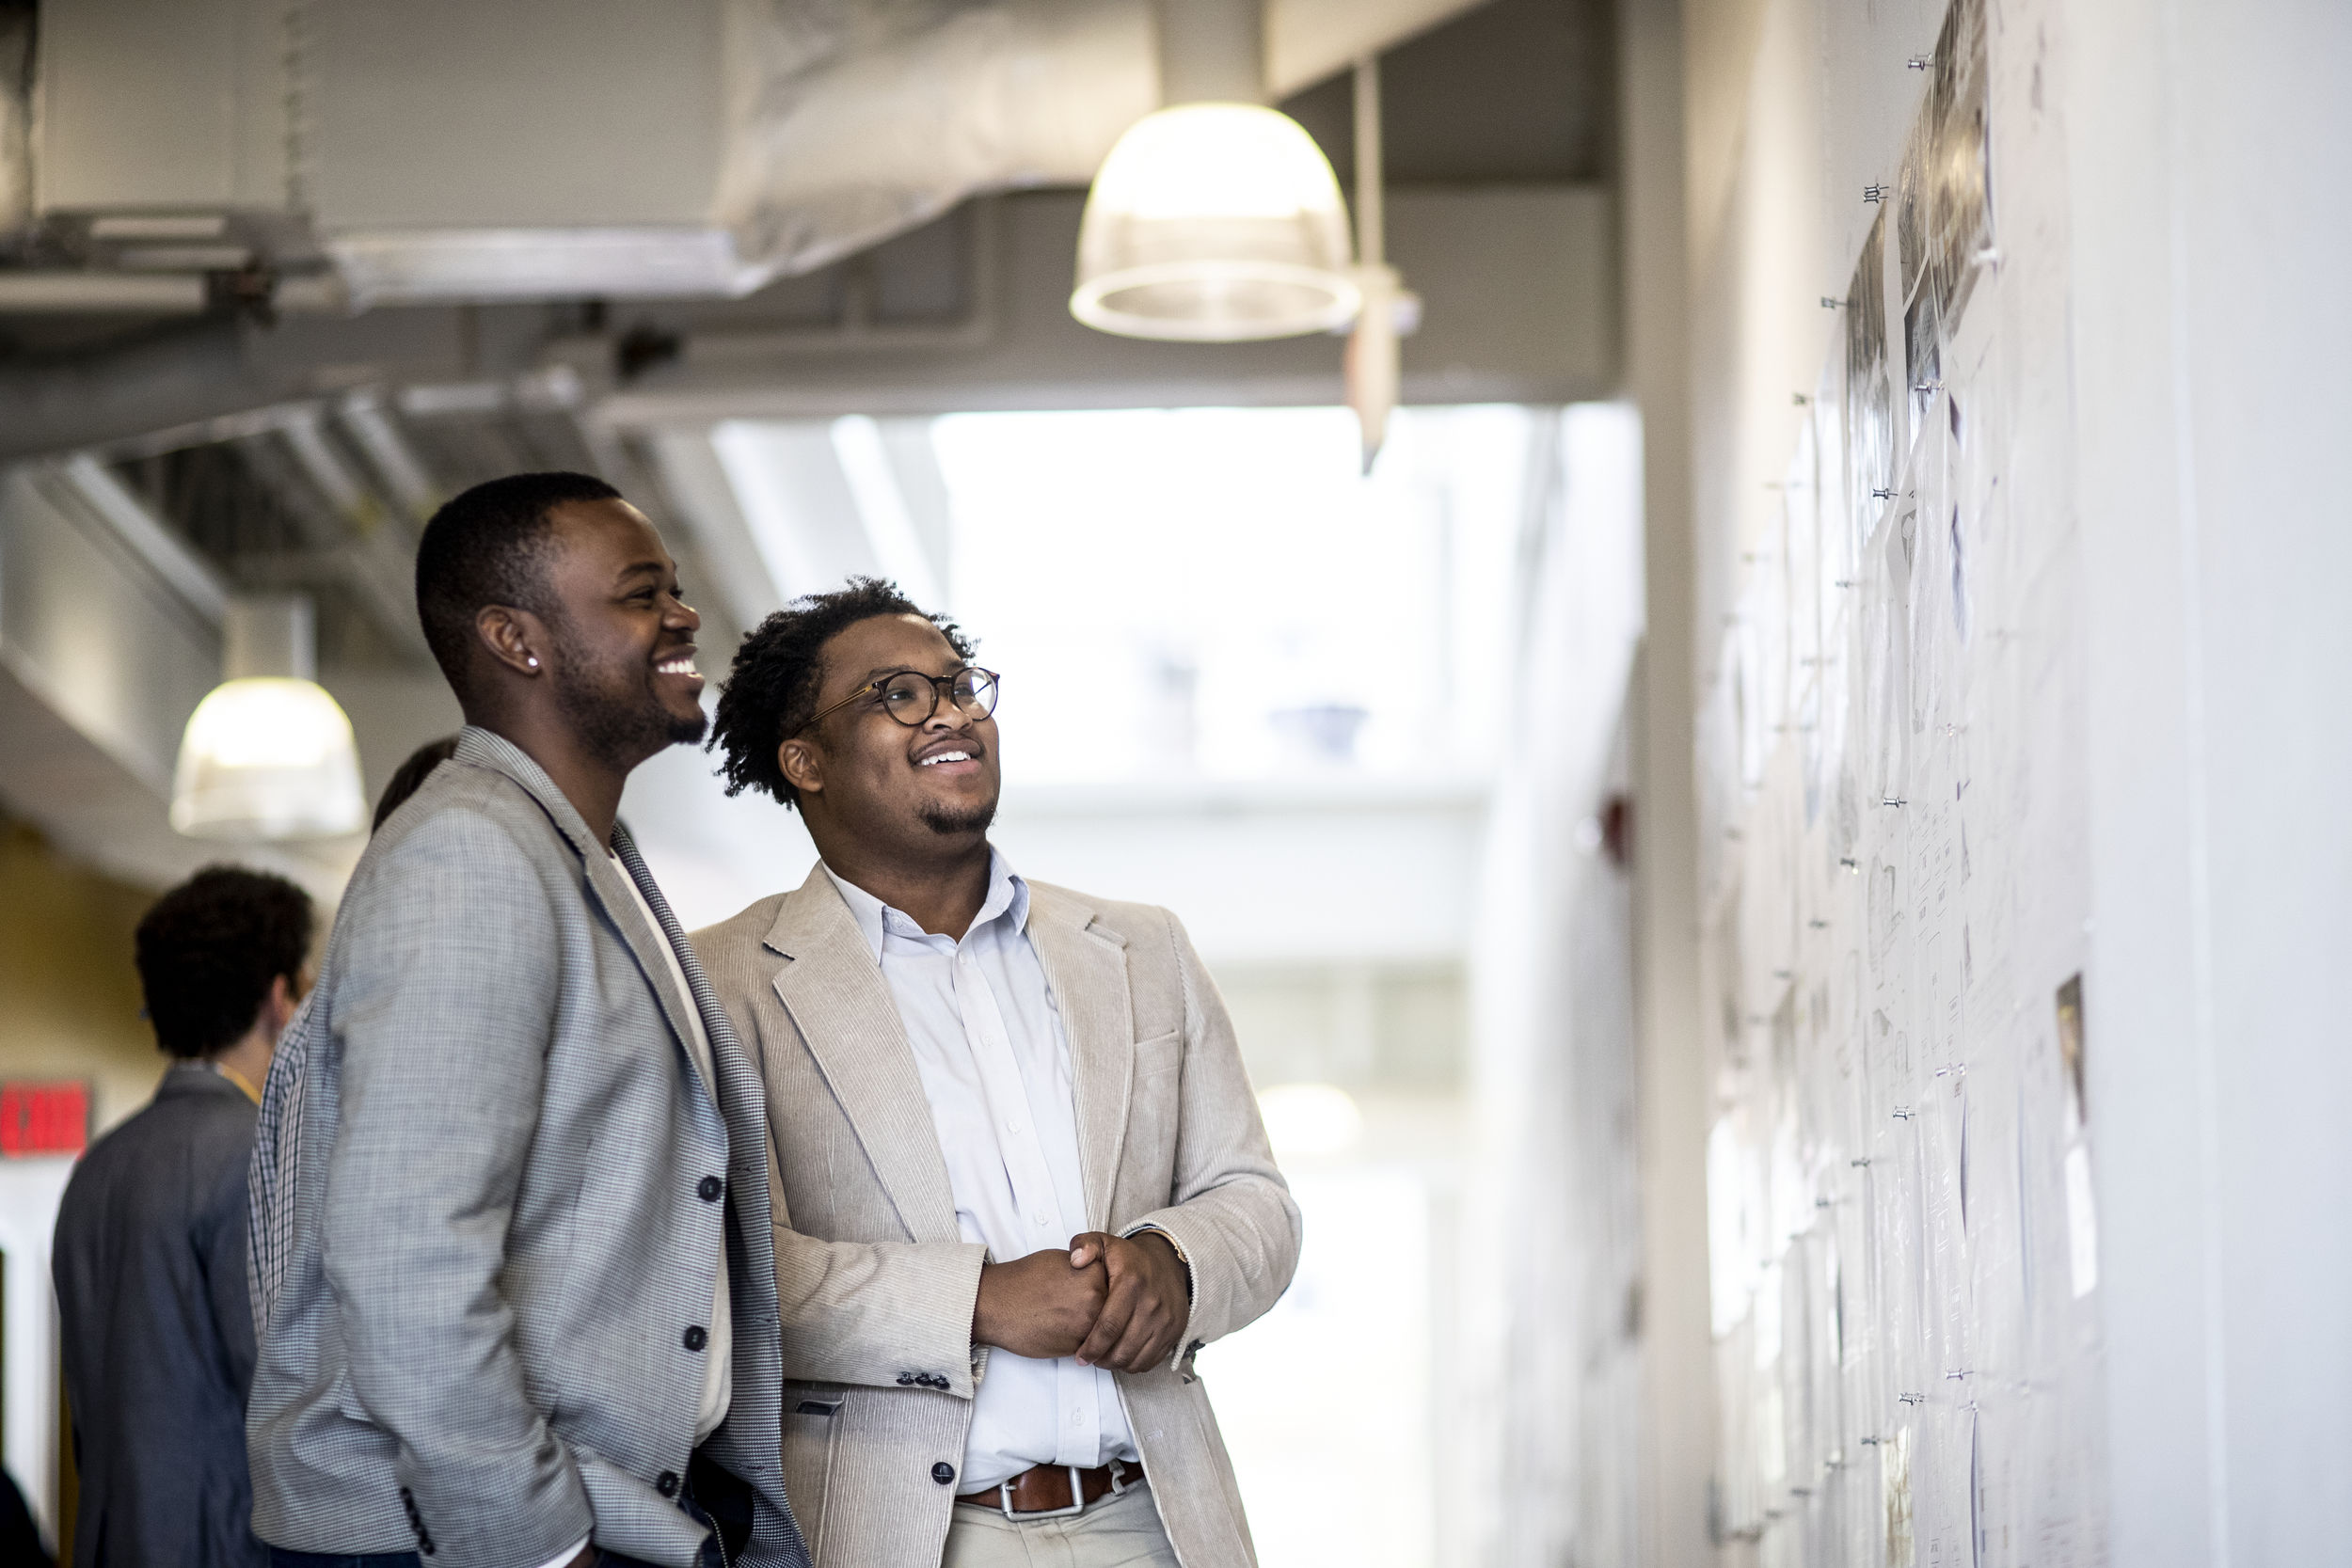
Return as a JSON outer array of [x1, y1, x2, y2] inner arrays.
[[170, 594, 367, 841], [1071, 0, 1359, 342]]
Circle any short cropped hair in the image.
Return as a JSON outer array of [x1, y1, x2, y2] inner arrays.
[[413, 472, 621, 697], [709, 577, 977, 810], [372, 734, 460, 832], [135, 866, 314, 1059]]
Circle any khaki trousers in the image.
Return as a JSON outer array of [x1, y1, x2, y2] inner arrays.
[[942, 1481, 1182, 1568]]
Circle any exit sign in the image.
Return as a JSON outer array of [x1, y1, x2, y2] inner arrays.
[[0, 1082, 89, 1157]]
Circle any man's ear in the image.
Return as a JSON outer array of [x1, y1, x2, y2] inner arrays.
[[475, 604, 548, 677], [259, 974, 298, 1040], [779, 736, 824, 799]]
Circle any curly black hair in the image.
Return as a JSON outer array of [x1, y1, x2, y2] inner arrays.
[[135, 865, 315, 1059], [710, 577, 976, 810]]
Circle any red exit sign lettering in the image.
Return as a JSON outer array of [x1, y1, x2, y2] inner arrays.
[[0, 1082, 89, 1157]]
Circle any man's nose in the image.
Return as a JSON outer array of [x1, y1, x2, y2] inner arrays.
[[662, 593, 701, 630], [924, 689, 975, 732]]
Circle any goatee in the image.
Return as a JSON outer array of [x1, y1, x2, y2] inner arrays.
[[918, 797, 997, 836]]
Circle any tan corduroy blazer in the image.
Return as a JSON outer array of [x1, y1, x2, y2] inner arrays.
[[691, 865, 1301, 1568]]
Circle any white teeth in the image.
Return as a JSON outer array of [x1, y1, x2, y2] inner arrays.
[[657, 657, 699, 675], [919, 751, 972, 767]]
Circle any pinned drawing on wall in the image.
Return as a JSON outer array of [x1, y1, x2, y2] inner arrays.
[[1883, 1423, 1915, 1568], [1845, 210, 1895, 546], [1898, 0, 1994, 406], [2055, 972, 2086, 1130]]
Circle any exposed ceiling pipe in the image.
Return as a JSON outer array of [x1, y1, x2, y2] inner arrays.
[[7, 0, 1490, 312]]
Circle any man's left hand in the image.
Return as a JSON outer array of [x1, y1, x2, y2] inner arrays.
[[1066, 1231, 1190, 1373]]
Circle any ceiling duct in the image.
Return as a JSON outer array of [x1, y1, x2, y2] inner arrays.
[[22, 0, 1488, 310]]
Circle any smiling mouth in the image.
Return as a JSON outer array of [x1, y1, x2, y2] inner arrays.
[[655, 652, 701, 678], [917, 750, 974, 768]]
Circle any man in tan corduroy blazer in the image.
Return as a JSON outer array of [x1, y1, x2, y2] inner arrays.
[[691, 579, 1300, 1568]]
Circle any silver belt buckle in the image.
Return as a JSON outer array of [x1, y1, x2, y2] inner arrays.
[[1001, 1465, 1092, 1521]]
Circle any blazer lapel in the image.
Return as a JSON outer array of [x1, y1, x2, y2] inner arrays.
[[583, 847, 712, 1098], [1025, 885, 1135, 1232], [448, 728, 707, 1097], [766, 869, 963, 1245]]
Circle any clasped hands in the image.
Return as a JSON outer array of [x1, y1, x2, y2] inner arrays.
[[971, 1230, 1189, 1374]]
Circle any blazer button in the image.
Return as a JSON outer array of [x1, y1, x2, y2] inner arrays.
[[658, 1470, 681, 1497], [931, 1462, 957, 1485], [683, 1325, 708, 1352], [896, 1373, 914, 1386], [698, 1175, 724, 1202]]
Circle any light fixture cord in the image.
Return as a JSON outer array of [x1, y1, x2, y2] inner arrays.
[[1354, 56, 1384, 269]]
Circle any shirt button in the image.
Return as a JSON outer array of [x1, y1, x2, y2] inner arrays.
[[932, 1462, 957, 1485], [683, 1325, 708, 1352], [1032, 1212, 1049, 1227], [1007, 1119, 1022, 1133], [657, 1470, 681, 1497], [698, 1175, 724, 1202]]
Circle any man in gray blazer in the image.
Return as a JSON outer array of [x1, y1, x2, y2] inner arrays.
[[693, 578, 1299, 1568], [245, 473, 804, 1568], [56, 865, 313, 1568]]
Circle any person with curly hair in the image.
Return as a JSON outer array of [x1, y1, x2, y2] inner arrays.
[[54, 864, 315, 1568], [693, 578, 1299, 1568]]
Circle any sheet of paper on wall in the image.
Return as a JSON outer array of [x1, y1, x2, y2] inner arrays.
[[2055, 972, 2086, 1133], [1846, 209, 1896, 551]]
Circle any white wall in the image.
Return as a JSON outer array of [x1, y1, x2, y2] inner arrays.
[[2069, 2, 2352, 1561], [1659, 0, 2352, 1561], [1463, 403, 1646, 1568]]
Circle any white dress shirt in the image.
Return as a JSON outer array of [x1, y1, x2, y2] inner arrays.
[[610, 854, 734, 1443], [825, 853, 1142, 1493]]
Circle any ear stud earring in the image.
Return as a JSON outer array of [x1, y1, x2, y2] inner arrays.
[[526, 656, 540, 670]]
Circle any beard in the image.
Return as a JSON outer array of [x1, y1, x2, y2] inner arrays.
[[917, 793, 997, 836], [548, 626, 707, 769]]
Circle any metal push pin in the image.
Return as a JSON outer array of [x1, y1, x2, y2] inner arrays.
[[1850, 1157, 1872, 1167], [1898, 1391, 1926, 1405], [1891, 1106, 1915, 1120], [1908, 55, 1934, 69], [1858, 1435, 1884, 1447], [1840, 857, 1860, 872], [1822, 296, 1845, 309], [1809, 918, 1830, 929], [1881, 797, 1907, 808], [1872, 487, 1897, 499], [1864, 184, 1887, 203]]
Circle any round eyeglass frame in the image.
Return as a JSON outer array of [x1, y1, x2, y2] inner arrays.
[[796, 666, 1001, 735]]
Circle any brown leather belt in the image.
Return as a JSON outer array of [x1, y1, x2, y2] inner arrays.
[[957, 1459, 1145, 1518]]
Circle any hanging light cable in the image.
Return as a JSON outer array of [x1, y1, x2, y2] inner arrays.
[[170, 594, 367, 842], [1344, 55, 1404, 471], [1071, 0, 1359, 342]]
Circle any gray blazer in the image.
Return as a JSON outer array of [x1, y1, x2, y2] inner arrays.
[[692, 867, 1300, 1568], [55, 1065, 267, 1568], [244, 727, 805, 1568]]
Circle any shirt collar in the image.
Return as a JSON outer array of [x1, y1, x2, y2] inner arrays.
[[823, 848, 1028, 962]]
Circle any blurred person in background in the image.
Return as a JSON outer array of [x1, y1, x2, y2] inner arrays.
[[54, 864, 315, 1568], [694, 578, 1299, 1568], [244, 473, 803, 1568], [370, 734, 460, 833]]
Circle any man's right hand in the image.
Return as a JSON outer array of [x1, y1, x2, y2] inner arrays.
[[972, 1248, 1109, 1359]]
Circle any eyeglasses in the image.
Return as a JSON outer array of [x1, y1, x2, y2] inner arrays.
[[798, 666, 1001, 735]]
